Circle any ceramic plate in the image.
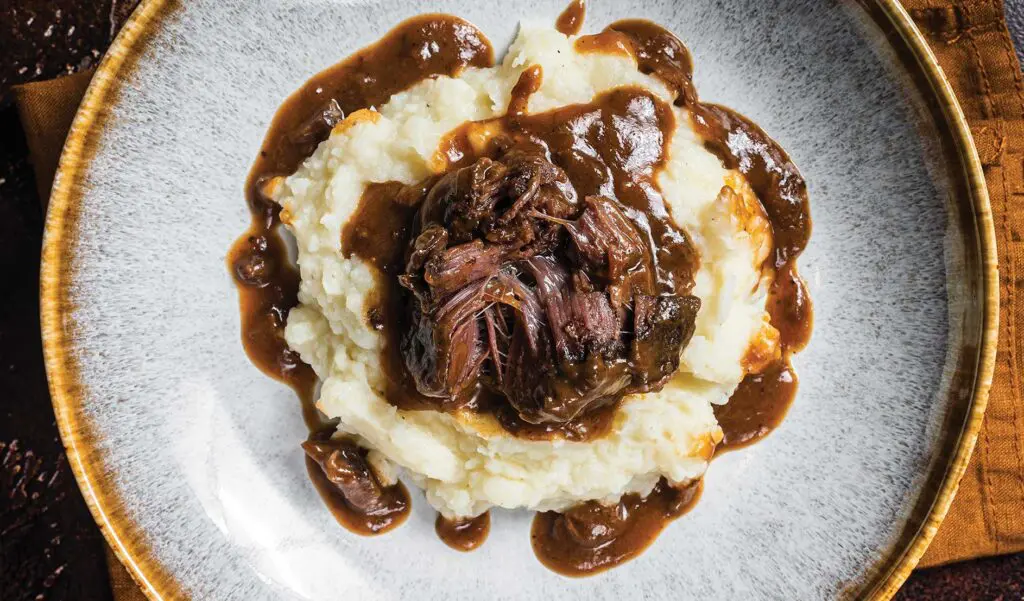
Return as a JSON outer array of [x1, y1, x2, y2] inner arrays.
[[41, 0, 997, 599]]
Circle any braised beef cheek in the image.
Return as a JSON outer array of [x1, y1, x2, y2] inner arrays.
[[397, 138, 699, 426]]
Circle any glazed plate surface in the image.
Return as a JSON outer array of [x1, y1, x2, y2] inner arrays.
[[41, 0, 995, 599]]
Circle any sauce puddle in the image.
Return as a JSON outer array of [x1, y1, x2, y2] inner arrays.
[[436, 512, 491, 551], [532, 479, 702, 576], [304, 456, 411, 535], [555, 0, 586, 35]]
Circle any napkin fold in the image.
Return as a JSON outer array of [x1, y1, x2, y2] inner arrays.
[[13, 70, 94, 204], [12, 0, 1024, 598]]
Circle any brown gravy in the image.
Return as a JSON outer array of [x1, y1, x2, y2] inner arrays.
[[227, 220, 316, 412], [304, 450, 411, 536], [531, 479, 702, 576], [231, 2, 812, 575], [713, 361, 798, 450], [248, 15, 493, 186], [555, 0, 587, 36], [435, 512, 491, 552], [489, 397, 618, 442], [589, 20, 698, 106], [692, 105, 812, 450]]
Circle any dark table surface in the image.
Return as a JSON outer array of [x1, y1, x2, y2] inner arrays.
[[1, 1, 1022, 599]]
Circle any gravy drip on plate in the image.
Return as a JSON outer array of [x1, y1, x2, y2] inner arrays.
[[532, 479, 702, 576], [713, 360, 798, 449], [227, 205, 317, 422], [230, 14, 492, 537], [303, 432, 411, 535], [555, 0, 587, 35], [435, 512, 492, 552], [698, 101, 812, 450], [247, 15, 493, 188], [577, 19, 814, 452]]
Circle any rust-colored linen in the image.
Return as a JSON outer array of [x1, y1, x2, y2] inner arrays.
[[903, 0, 1024, 568], [12, 70, 94, 205], [103, 546, 148, 601], [11, 0, 1023, 596]]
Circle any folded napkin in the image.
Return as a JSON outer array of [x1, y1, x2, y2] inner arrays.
[[903, 0, 1024, 567], [12, 0, 1023, 597]]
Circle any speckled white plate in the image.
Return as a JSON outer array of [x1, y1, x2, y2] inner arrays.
[[41, 0, 997, 599]]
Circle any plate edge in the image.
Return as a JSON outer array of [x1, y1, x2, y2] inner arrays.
[[37, 1, 999, 599], [39, 0, 184, 599], [857, 1, 998, 600]]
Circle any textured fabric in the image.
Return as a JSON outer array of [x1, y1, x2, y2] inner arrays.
[[903, 0, 1024, 568], [11, 0, 1024, 596], [12, 70, 94, 205], [104, 546, 147, 601]]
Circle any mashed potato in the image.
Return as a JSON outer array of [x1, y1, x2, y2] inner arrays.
[[275, 25, 776, 518]]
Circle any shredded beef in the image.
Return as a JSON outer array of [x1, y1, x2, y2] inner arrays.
[[302, 438, 391, 513], [395, 141, 700, 423]]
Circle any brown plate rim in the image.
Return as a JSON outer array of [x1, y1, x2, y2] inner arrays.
[[38, 0, 998, 599]]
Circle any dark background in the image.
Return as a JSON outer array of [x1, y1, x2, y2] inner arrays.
[[0, 1, 1022, 599]]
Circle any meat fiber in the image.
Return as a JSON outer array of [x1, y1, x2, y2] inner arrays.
[[396, 141, 700, 423]]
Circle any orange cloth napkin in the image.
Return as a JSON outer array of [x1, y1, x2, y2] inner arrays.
[[902, 0, 1024, 567], [13, 70, 94, 205], [12, 0, 1024, 597]]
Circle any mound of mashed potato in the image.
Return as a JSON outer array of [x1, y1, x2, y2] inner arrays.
[[274, 25, 776, 518]]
